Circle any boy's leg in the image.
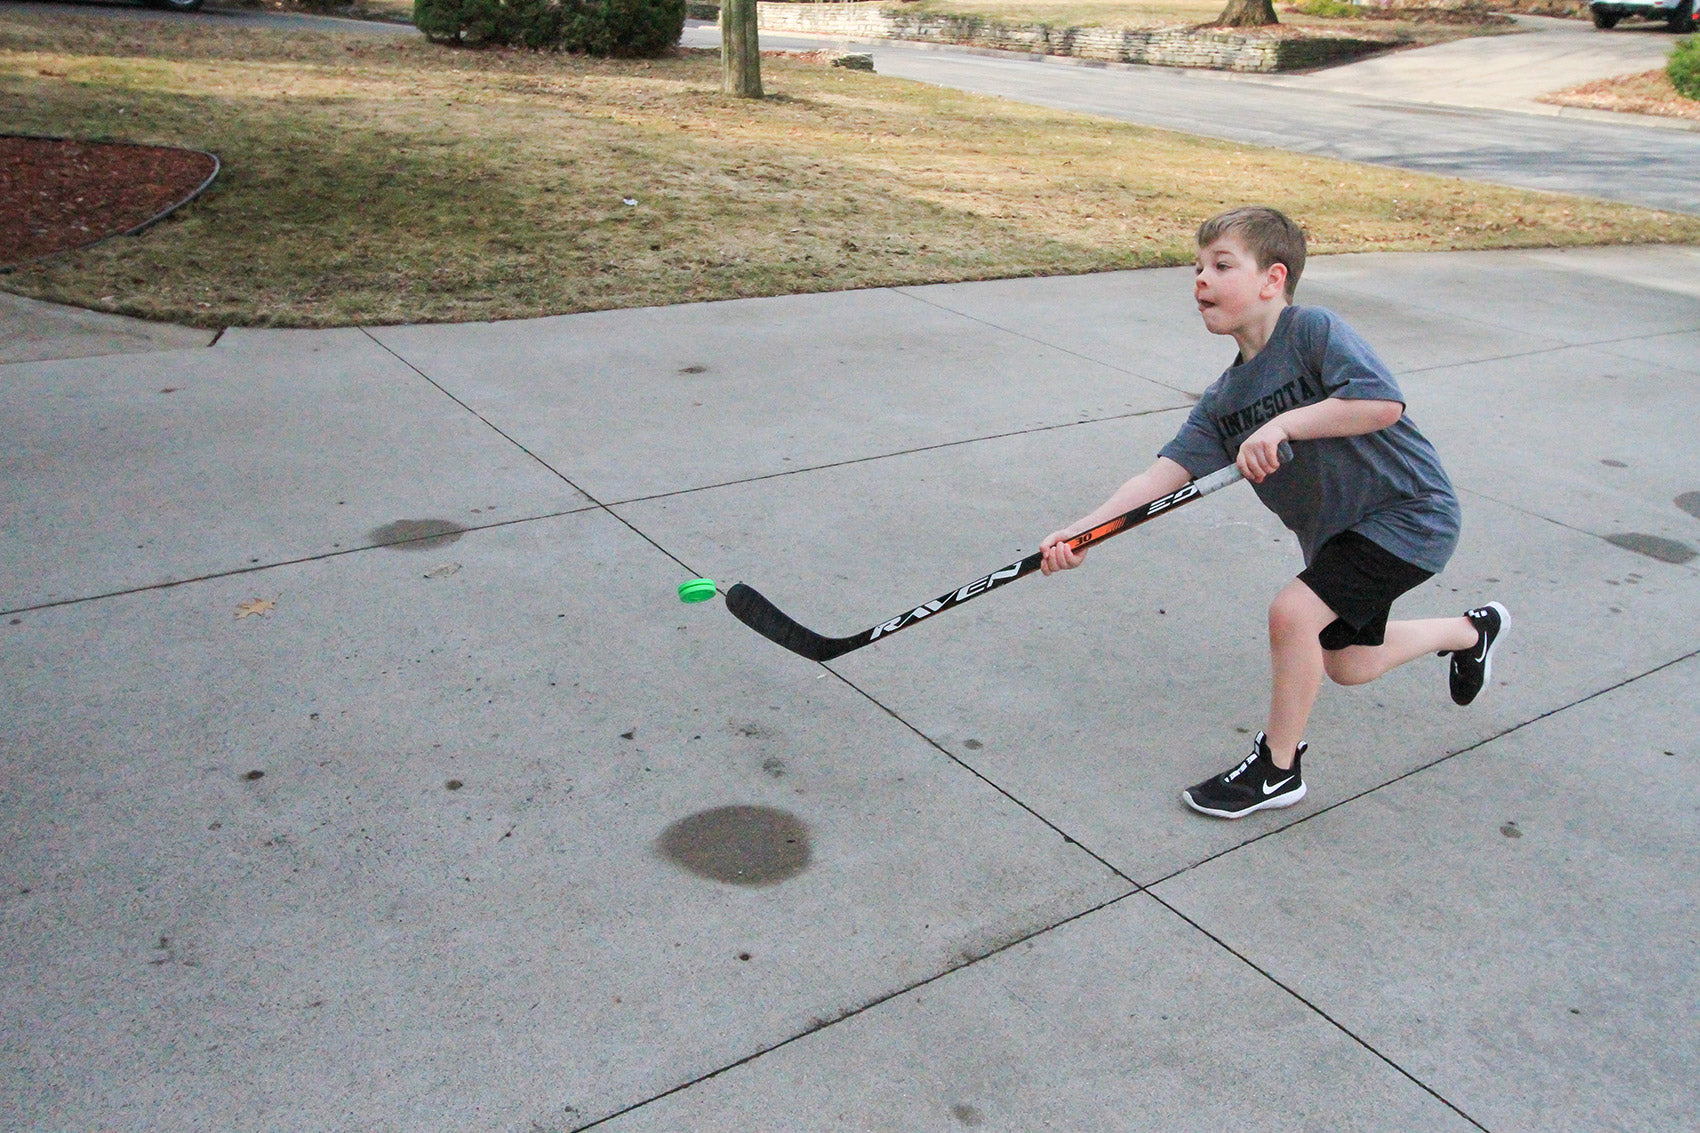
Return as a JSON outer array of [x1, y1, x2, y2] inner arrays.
[[1323, 616, 1478, 687], [1264, 579, 1340, 770]]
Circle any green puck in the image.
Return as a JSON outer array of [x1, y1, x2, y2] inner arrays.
[[678, 578, 718, 604]]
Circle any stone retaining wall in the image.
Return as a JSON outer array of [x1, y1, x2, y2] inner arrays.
[[746, 2, 1385, 73]]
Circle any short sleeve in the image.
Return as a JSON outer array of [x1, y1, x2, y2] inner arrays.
[[1300, 309, 1406, 406], [1159, 389, 1234, 479]]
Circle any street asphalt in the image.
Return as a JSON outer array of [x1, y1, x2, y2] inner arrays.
[[3, 11, 1700, 1133], [687, 15, 1700, 214]]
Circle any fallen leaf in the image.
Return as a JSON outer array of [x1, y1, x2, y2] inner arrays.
[[424, 562, 462, 579], [235, 597, 276, 619]]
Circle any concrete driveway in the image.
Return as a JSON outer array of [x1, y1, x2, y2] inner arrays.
[[4, 246, 1699, 1131], [1262, 14, 1681, 114]]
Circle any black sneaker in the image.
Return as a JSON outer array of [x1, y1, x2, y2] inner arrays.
[[1181, 732, 1308, 819], [1444, 601, 1509, 706]]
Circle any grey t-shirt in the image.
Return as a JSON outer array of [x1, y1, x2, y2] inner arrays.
[[1159, 305, 1461, 573]]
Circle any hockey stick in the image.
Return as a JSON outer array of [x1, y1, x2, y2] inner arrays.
[[726, 443, 1288, 663]]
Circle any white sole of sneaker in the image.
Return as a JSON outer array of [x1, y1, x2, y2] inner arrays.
[[1181, 781, 1307, 819], [1479, 601, 1510, 692]]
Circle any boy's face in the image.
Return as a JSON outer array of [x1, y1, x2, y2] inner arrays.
[[1194, 233, 1287, 338]]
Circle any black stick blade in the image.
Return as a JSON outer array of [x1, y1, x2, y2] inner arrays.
[[726, 582, 859, 663]]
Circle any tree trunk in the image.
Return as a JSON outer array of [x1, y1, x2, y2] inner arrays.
[[1215, 0, 1279, 26], [722, 0, 763, 99]]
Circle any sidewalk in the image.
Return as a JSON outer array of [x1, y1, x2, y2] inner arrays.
[[3, 244, 1698, 1130]]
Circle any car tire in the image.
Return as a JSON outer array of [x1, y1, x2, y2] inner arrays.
[[1592, 9, 1620, 27], [1667, 0, 1693, 29]]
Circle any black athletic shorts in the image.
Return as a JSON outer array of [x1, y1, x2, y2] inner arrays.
[[1298, 530, 1433, 651]]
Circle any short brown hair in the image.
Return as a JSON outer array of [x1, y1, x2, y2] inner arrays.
[[1197, 207, 1306, 300]]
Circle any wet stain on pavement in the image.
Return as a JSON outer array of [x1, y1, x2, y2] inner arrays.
[[369, 519, 467, 550], [1604, 533, 1696, 564], [952, 1103, 985, 1126], [656, 805, 811, 886], [1677, 491, 1700, 521]]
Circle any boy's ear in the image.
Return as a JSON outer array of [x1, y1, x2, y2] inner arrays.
[[1261, 261, 1288, 300]]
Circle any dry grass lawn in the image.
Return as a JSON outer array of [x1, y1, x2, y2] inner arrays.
[[1541, 68, 1700, 122], [2, 6, 1696, 328]]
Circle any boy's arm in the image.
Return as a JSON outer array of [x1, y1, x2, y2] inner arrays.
[[1040, 457, 1194, 575], [1237, 397, 1403, 483]]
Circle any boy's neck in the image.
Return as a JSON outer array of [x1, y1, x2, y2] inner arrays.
[[1231, 300, 1289, 365]]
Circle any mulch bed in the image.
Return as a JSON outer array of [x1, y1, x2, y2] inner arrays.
[[0, 136, 218, 269]]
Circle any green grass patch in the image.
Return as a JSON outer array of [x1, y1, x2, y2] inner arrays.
[[1669, 35, 1700, 100], [2, 7, 1697, 328], [1290, 0, 1362, 17]]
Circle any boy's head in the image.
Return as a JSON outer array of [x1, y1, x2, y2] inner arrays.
[[1196, 207, 1305, 301]]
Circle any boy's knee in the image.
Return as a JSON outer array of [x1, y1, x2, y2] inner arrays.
[[1267, 590, 1316, 641]]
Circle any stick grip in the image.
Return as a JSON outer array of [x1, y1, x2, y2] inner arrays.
[[1062, 440, 1291, 554]]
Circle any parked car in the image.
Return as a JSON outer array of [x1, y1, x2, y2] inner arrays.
[[1588, 0, 1698, 29]]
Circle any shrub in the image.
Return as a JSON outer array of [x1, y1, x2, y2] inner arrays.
[[571, 0, 688, 56], [414, 0, 685, 55], [1670, 36, 1700, 101], [1292, 0, 1363, 16]]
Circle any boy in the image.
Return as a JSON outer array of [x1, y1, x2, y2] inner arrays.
[[1039, 206, 1508, 819]]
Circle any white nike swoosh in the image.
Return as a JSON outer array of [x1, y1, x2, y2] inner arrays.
[[1262, 776, 1295, 796]]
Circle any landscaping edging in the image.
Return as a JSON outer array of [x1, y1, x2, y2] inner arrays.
[[739, 2, 1387, 72], [0, 136, 220, 269]]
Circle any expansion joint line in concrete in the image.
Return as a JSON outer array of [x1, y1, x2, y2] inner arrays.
[[1139, 886, 1494, 1132], [1396, 339, 1580, 378], [827, 665, 1491, 1129], [891, 285, 1205, 400], [1125, 647, 1700, 1131], [830, 663, 1142, 890], [1458, 480, 1700, 567], [358, 329, 710, 582], [1157, 645, 1700, 885], [805, 636, 1697, 1133], [605, 401, 1189, 509], [567, 665, 1149, 1129], [572, 886, 1145, 1132], [1395, 328, 1700, 379], [0, 507, 598, 618]]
